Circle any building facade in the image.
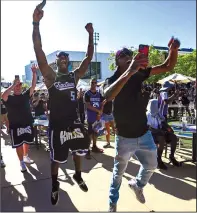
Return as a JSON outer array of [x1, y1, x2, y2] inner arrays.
[[25, 50, 111, 84]]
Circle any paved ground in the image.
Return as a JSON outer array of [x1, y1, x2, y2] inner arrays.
[[1, 130, 196, 212]]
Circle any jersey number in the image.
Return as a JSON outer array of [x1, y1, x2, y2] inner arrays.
[[70, 91, 75, 101], [93, 102, 99, 108]]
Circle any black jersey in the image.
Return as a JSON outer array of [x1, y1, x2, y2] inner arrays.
[[48, 72, 80, 129]]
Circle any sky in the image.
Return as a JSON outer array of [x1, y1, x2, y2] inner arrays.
[[1, 0, 196, 81]]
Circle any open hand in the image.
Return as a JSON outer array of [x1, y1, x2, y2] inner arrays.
[[85, 23, 94, 34], [31, 64, 38, 74], [33, 5, 44, 22], [127, 52, 148, 74]]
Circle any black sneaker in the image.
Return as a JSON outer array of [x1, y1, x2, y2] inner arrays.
[[169, 155, 181, 167], [109, 203, 117, 212], [92, 146, 104, 153], [103, 143, 110, 148], [51, 181, 60, 205], [73, 174, 88, 192], [158, 160, 168, 170]]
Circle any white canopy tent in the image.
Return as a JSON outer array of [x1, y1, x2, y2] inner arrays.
[[157, 73, 196, 84], [35, 83, 47, 90], [76, 79, 90, 91]]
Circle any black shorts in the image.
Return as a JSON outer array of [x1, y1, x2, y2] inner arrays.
[[10, 125, 34, 148], [48, 124, 90, 163]]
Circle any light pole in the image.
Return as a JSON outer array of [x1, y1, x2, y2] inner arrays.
[[94, 32, 99, 80]]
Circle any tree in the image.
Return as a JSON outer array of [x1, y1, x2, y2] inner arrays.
[[22, 83, 29, 90], [108, 46, 196, 83]]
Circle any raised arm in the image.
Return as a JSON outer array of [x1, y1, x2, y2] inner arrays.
[[32, 4, 56, 88], [104, 53, 148, 101], [75, 23, 94, 84], [2, 80, 19, 102], [29, 64, 37, 96], [150, 37, 180, 76]]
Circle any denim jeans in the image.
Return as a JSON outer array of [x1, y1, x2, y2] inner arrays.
[[109, 130, 157, 205]]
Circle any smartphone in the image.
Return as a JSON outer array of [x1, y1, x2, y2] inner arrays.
[[15, 75, 20, 80], [139, 44, 149, 57], [37, 0, 46, 10]]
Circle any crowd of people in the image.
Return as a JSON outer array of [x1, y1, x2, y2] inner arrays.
[[1, 2, 196, 212]]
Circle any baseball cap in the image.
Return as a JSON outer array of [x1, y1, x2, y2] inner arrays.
[[56, 51, 69, 58], [159, 81, 174, 92], [115, 48, 133, 59]]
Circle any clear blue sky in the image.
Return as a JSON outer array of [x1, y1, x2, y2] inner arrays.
[[2, 1, 196, 81]]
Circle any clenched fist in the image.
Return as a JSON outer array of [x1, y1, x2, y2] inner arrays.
[[33, 5, 44, 22], [168, 37, 180, 51], [85, 23, 94, 34]]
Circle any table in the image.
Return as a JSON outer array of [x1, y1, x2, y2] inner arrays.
[[33, 119, 49, 149], [171, 123, 196, 164]]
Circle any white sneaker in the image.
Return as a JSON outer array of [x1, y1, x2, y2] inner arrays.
[[1, 159, 6, 168], [23, 156, 34, 164], [20, 161, 27, 172], [128, 179, 145, 204]]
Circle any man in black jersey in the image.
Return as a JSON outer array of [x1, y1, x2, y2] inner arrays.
[[2, 66, 37, 172], [32, 4, 94, 205]]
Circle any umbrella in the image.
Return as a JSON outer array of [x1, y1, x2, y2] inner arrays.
[[157, 73, 196, 84]]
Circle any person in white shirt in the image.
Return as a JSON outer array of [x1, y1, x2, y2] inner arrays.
[[147, 99, 180, 170]]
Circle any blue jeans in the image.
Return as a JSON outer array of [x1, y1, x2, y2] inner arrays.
[[109, 130, 157, 205]]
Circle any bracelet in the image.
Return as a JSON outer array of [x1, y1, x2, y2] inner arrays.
[[32, 22, 39, 26]]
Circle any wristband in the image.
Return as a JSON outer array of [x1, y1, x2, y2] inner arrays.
[[33, 22, 39, 26]]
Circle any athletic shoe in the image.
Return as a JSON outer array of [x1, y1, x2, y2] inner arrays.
[[103, 143, 110, 148], [73, 174, 88, 192], [109, 203, 117, 212], [20, 161, 27, 173], [92, 146, 104, 153], [51, 181, 60, 205], [23, 156, 34, 164], [1, 159, 6, 168], [128, 179, 145, 204]]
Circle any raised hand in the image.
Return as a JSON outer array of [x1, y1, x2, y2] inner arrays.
[[31, 64, 38, 74], [85, 23, 94, 34], [168, 37, 180, 51], [127, 52, 149, 74], [33, 5, 44, 22]]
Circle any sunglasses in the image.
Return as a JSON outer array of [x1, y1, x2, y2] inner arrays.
[[91, 82, 97, 85]]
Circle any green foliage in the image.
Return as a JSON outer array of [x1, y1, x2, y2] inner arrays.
[[22, 83, 29, 90], [108, 46, 196, 83]]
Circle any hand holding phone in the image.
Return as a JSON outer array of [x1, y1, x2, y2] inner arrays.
[[139, 44, 149, 57], [37, 0, 46, 10], [15, 75, 20, 80]]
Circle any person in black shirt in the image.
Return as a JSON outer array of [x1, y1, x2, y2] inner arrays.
[[32, 92, 47, 118], [32, 3, 94, 205], [103, 38, 180, 212], [2, 65, 37, 172], [1, 95, 9, 133], [180, 89, 191, 116]]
